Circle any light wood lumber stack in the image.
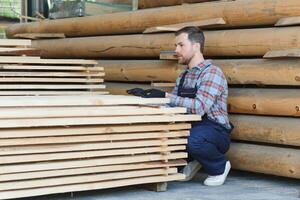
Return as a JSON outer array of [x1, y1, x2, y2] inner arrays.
[[0, 39, 106, 96], [0, 95, 201, 199], [5, 0, 300, 181]]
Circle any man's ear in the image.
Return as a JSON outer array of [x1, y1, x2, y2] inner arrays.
[[193, 42, 201, 52]]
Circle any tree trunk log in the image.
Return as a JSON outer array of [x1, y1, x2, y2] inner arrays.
[[230, 114, 300, 147], [6, 0, 300, 37], [101, 59, 300, 86], [228, 88, 300, 117], [32, 27, 300, 58], [227, 143, 300, 179]]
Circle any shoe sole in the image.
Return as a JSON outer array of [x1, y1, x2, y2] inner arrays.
[[178, 164, 202, 182]]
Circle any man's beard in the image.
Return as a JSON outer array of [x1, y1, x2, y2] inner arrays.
[[178, 55, 191, 65]]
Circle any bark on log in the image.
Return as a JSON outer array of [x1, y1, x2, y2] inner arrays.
[[101, 59, 300, 86], [32, 27, 300, 58], [6, 0, 300, 37], [228, 88, 300, 117], [230, 114, 300, 147], [138, 0, 217, 9], [227, 143, 300, 179], [106, 82, 300, 117]]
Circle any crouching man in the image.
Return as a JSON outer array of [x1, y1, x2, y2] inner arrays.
[[127, 26, 233, 186]]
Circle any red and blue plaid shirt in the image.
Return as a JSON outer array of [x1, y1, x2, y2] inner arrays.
[[168, 60, 231, 129]]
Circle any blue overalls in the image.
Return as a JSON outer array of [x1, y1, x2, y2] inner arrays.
[[177, 70, 233, 176]]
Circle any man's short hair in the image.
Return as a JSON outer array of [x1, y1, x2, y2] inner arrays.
[[175, 26, 205, 53]]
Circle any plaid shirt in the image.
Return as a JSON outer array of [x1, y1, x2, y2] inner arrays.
[[168, 60, 231, 129]]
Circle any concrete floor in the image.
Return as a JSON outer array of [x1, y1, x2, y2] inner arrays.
[[25, 170, 300, 200]]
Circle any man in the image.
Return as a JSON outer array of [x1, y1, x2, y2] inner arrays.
[[127, 26, 233, 186]]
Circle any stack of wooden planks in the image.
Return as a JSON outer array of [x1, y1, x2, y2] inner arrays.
[[0, 95, 201, 199], [0, 39, 106, 96], [5, 0, 300, 180]]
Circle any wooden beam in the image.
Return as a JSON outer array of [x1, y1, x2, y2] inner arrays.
[[0, 91, 109, 96], [0, 114, 201, 128], [143, 18, 226, 34], [275, 16, 300, 27], [0, 138, 187, 155], [0, 38, 31, 46], [0, 152, 187, 174], [0, 106, 186, 119], [160, 51, 178, 60], [263, 49, 300, 58], [0, 160, 185, 182], [0, 131, 188, 146], [0, 123, 191, 138], [0, 168, 178, 191], [0, 56, 97, 65], [0, 174, 184, 199], [0, 95, 170, 107], [0, 146, 185, 164]]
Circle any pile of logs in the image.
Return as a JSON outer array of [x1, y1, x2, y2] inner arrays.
[[5, 0, 300, 182], [0, 95, 200, 199]]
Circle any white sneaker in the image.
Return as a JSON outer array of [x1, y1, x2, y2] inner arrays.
[[203, 161, 231, 186], [179, 160, 201, 181]]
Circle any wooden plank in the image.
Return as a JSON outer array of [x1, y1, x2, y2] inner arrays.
[[0, 71, 105, 77], [0, 174, 184, 199], [0, 39, 31, 46], [0, 77, 104, 83], [0, 84, 106, 90], [0, 123, 191, 138], [0, 47, 36, 52], [0, 91, 109, 96], [160, 51, 177, 60], [275, 16, 300, 27], [0, 152, 187, 174], [0, 56, 97, 65], [151, 82, 176, 87], [263, 49, 300, 58], [0, 65, 104, 71], [143, 18, 226, 33], [0, 106, 186, 119], [0, 114, 201, 128], [0, 160, 186, 182], [0, 145, 185, 164], [0, 168, 178, 191], [0, 131, 188, 146], [0, 95, 170, 107], [14, 33, 66, 39], [0, 138, 187, 155]]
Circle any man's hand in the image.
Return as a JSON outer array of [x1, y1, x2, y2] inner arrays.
[[126, 88, 146, 97], [144, 89, 165, 98]]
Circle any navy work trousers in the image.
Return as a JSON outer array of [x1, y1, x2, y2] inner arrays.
[[187, 117, 232, 176]]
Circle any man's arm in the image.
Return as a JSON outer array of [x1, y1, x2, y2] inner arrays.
[[166, 68, 225, 115]]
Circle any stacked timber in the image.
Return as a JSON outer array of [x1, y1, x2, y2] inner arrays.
[[0, 39, 106, 96], [0, 95, 201, 199], [5, 0, 300, 180]]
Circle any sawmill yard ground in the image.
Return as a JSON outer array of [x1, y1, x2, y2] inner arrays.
[[24, 169, 300, 200]]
